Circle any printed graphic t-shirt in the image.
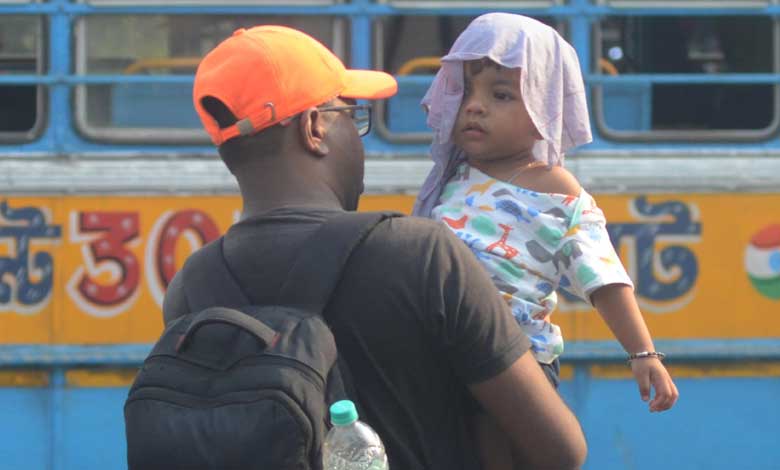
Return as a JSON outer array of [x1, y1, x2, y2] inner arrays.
[[432, 164, 634, 364]]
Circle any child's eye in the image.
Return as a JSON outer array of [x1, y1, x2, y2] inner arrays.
[[494, 92, 513, 101]]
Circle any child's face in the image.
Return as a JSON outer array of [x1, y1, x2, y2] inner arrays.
[[454, 60, 540, 164]]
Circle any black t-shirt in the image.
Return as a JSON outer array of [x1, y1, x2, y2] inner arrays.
[[163, 207, 530, 470]]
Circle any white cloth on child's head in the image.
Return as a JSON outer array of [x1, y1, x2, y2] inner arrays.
[[413, 12, 593, 217]]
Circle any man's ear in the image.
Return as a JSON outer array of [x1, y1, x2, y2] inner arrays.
[[299, 108, 329, 156]]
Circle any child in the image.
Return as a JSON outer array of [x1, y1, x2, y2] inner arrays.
[[414, 13, 678, 410]]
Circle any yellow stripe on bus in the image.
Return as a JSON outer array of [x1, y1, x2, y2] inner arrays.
[[589, 362, 780, 379], [0, 370, 49, 387], [3, 194, 780, 345], [66, 369, 138, 387]]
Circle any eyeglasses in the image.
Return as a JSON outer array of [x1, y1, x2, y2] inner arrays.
[[317, 104, 372, 137]]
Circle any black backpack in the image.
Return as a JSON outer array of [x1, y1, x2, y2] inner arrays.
[[124, 211, 399, 470]]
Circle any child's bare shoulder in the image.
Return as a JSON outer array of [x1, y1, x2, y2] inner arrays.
[[518, 165, 581, 196]]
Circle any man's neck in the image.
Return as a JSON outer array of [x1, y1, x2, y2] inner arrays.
[[240, 197, 344, 220], [233, 150, 352, 219], [237, 176, 345, 220]]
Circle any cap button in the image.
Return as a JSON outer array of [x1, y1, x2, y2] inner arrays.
[[232, 28, 246, 37]]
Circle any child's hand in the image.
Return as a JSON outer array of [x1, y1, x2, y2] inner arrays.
[[630, 358, 679, 412]]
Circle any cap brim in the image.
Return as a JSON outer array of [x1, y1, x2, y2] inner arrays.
[[342, 70, 398, 100]]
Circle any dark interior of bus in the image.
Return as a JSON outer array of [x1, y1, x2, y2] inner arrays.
[[0, 59, 37, 134], [601, 16, 775, 131], [0, 16, 39, 135]]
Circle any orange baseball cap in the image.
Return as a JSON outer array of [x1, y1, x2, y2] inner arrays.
[[193, 25, 398, 146]]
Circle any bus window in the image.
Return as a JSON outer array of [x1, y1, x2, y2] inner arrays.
[[374, 14, 560, 141], [595, 16, 778, 140], [0, 15, 43, 140], [74, 15, 348, 143]]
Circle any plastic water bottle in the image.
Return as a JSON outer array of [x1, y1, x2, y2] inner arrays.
[[322, 400, 389, 470]]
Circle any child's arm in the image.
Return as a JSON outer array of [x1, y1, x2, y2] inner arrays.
[[590, 284, 679, 412], [522, 165, 678, 411]]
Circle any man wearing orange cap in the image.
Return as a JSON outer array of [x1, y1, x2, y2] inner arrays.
[[163, 26, 586, 470]]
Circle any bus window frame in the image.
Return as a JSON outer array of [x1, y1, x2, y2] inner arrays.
[[0, 13, 46, 144], [599, 0, 771, 7], [82, 0, 338, 4], [72, 12, 348, 144], [372, 10, 567, 145], [592, 16, 780, 142], [372, 16, 434, 144], [376, 0, 565, 8]]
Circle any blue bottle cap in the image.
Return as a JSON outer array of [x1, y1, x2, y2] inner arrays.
[[330, 400, 359, 426]]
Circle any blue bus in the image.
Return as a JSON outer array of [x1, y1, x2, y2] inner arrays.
[[1, 1, 779, 469]]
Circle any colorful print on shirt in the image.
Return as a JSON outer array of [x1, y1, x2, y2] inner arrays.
[[432, 164, 633, 364]]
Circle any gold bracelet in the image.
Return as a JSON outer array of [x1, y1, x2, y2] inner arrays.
[[627, 351, 666, 366]]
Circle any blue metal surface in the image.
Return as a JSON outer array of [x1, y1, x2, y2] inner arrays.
[[602, 83, 652, 131], [0, 345, 151, 366], [0, 388, 49, 470], [0, 362, 778, 470], [111, 84, 201, 128], [60, 387, 129, 470], [570, 0, 591, 73], [7, 72, 780, 86], [386, 79, 430, 133], [558, 375, 780, 470], [1, 340, 775, 470], [3, 1, 780, 16], [49, 2, 73, 157], [1, 343, 779, 470], [351, 0, 373, 70], [50, 370, 64, 470], [0, 75, 195, 85], [587, 74, 780, 85], [2, 339, 780, 367], [564, 339, 780, 362]]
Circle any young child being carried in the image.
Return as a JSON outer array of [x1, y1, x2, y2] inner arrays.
[[414, 13, 678, 410]]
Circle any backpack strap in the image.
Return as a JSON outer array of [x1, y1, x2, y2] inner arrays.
[[275, 211, 403, 463], [276, 211, 401, 314], [181, 237, 251, 312]]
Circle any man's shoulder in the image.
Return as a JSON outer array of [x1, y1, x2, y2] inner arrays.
[[355, 214, 479, 280], [367, 214, 454, 249], [379, 213, 445, 232]]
